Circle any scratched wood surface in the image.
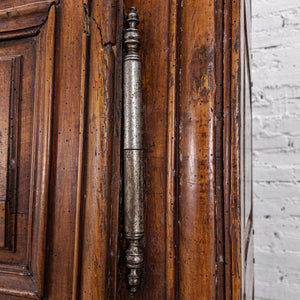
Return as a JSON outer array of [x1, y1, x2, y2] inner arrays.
[[0, 58, 12, 248], [118, 0, 253, 299]]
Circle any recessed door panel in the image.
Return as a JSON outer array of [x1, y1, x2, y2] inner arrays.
[[0, 2, 55, 298], [0, 56, 21, 251]]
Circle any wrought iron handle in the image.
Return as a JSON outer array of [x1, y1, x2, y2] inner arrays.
[[123, 7, 144, 293]]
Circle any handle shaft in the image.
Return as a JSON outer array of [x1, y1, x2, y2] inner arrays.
[[123, 7, 144, 293]]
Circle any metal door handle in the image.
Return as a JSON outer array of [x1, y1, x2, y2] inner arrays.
[[123, 7, 144, 293]]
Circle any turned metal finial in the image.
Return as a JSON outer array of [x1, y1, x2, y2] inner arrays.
[[124, 7, 140, 54]]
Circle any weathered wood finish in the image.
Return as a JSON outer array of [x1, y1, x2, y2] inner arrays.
[[0, 2, 55, 298], [46, 0, 87, 298], [223, 1, 254, 299], [78, 0, 117, 299], [178, 0, 216, 298], [0, 0, 252, 299], [121, 0, 253, 299], [0, 56, 21, 250]]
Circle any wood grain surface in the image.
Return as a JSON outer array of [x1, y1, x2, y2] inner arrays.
[[0, 2, 55, 298]]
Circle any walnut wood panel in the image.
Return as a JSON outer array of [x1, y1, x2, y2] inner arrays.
[[165, 1, 179, 298], [45, 0, 88, 298], [215, 0, 226, 297], [0, 2, 55, 299], [118, 0, 253, 299], [0, 1, 55, 41], [0, 2, 51, 32], [0, 202, 5, 248], [0, 1, 52, 10], [78, 0, 117, 299], [0, 56, 21, 250], [0, 38, 35, 267], [224, 0, 244, 297], [178, 0, 216, 298], [224, 0, 254, 299]]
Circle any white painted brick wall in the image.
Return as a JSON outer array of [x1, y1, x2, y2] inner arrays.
[[252, 1, 300, 299]]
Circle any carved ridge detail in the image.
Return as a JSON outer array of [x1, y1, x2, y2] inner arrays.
[[0, 55, 21, 251], [0, 4, 55, 299], [0, 1, 55, 40]]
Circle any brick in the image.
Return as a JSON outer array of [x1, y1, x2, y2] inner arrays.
[[253, 151, 300, 166], [253, 135, 289, 150], [253, 165, 294, 182], [253, 0, 300, 17], [255, 282, 300, 300], [262, 86, 300, 102]]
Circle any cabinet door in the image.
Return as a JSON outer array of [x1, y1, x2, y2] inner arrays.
[[115, 0, 254, 299], [0, 0, 253, 299], [0, 0, 90, 299]]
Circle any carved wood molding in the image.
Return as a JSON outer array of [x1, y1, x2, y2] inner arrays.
[[0, 55, 21, 251], [0, 1, 54, 40], [0, 3, 55, 299]]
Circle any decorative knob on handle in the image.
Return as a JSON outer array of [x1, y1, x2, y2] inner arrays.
[[124, 7, 140, 53]]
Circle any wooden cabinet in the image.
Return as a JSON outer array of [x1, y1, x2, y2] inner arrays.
[[0, 0, 253, 299]]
